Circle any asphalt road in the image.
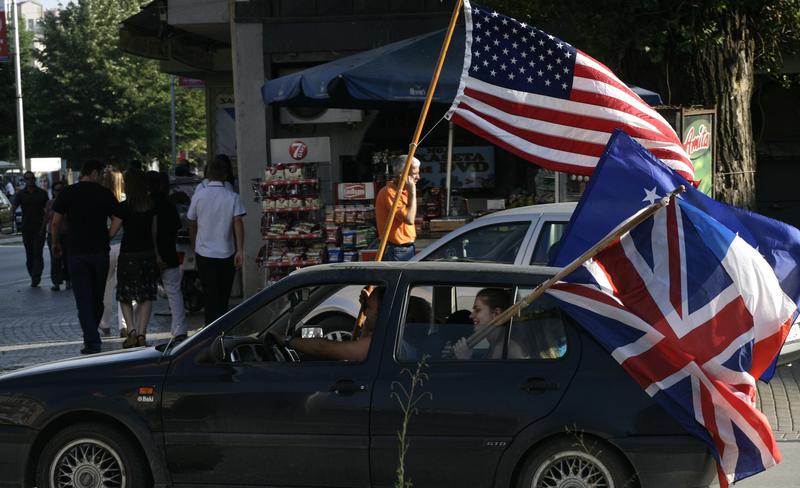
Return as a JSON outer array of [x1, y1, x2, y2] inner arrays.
[[1, 238, 800, 486]]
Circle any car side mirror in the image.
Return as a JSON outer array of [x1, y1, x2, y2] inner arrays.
[[194, 335, 223, 364]]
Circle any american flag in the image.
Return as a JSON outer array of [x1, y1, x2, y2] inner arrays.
[[447, 1, 695, 181], [547, 132, 798, 487]]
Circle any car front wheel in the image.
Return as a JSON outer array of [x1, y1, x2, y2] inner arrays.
[[518, 437, 635, 488], [36, 422, 149, 488]]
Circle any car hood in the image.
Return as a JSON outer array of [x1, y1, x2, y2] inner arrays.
[[0, 347, 166, 383]]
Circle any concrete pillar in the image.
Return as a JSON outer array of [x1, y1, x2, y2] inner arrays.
[[230, 9, 267, 298]]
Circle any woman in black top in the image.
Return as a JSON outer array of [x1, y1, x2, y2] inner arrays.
[[109, 169, 158, 348]]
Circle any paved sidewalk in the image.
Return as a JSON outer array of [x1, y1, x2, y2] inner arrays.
[[0, 278, 206, 372]]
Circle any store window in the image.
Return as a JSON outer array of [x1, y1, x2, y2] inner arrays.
[[530, 221, 568, 265], [396, 284, 567, 362], [422, 222, 531, 263]]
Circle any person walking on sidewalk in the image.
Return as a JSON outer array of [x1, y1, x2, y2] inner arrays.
[[52, 160, 122, 355], [13, 171, 49, 287], [188, 155, 246, 325], [147, 171, 188, 341], [374, 155, 420, 261], [44, 181, 70, 291], [99, 167, 128, 337], [109, 169, 159, 349]]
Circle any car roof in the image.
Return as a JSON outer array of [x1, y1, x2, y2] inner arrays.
[[292, 261, 560, 277], [485, 201, 577, 218]]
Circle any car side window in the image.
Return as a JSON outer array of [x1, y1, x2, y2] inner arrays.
[[530, 221, 568, 265], [422, 222, 530, 263], [508, 288, 567, 360], [397, 284, 567, 362]]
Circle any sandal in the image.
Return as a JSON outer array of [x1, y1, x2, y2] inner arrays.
[[137, 334, 147, 347], [119, 328, 128, 338], [122, 330, 138, 349]]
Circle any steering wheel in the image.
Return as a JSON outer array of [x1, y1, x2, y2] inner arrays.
[[262, 333, 292, 362]]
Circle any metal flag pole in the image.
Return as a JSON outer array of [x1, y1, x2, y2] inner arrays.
[[352, 0, 464, 338], [11, 0, 26, 171], [465, 186, 687, 348]]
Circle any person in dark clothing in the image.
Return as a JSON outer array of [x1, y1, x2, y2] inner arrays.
[[109, 169, 158, 348], [146, 171, 187, 340], [13, 171, 49, 287], [52, 160, 121, 355]]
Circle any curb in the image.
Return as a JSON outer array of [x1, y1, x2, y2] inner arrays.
[[0, 234, 22, 245]]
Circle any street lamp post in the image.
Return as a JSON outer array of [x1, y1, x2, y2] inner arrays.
[[11, 0, 26, 171]]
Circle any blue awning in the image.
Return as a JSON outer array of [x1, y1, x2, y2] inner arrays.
[[262, 27, 663, 107]]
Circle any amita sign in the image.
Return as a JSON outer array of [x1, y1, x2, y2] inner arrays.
[[682, 117, 713, 196]]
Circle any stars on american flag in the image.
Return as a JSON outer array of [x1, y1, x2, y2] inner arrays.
[[469, 7, 576, 98]]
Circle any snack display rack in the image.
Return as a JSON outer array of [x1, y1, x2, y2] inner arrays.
[[324, 182, 378, 263], [252, 162, 327, 287]]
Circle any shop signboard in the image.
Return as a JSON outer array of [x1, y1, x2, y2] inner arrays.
[[214, 94, 235, 157], [682, 113, 714, 197], [270, 137, 331, 164], [0, 4, 8, 63], [337, 182, 375, 200], [178, 77, 204, 89], [415, 146, 495, 189]]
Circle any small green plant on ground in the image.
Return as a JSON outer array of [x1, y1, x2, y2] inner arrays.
[[390, 354, 432, 488]]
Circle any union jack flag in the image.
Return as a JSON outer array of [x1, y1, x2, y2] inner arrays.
[[547, 134, 798, 486], [446, 1, 694, 181]]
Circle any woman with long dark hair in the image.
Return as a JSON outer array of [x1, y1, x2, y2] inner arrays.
[[109, 169, 158, 348]]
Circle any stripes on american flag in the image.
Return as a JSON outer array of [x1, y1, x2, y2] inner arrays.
[[447, 1, 695, 181], [547, 199, 796, 486]]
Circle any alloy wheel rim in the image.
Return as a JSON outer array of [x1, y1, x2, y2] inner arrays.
[[49, 438, 126, 488], [532, 450, 613, 488]]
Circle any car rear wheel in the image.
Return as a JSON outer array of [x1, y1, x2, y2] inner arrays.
[[518, 437, 635, 488], [36, 422, 149, 488]]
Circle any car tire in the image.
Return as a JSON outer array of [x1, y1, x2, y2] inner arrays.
[[517, 437, 636, 488], [36, 422, 149, 488]]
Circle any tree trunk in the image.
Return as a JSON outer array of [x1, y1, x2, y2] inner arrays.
[[683, 11, 756, 209]]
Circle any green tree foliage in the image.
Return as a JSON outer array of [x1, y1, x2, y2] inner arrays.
[[482, 0, 800, 208], [27, 0, 205, 169]]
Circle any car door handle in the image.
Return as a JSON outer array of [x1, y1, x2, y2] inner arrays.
[[520, 377, 559, 393], [329, 380, 367, 395]]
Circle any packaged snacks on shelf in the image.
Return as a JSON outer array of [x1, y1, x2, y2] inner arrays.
[[341, 230, 356, 250], [287, 196, 303, 210], [286, 163, 304, 180], [266, 164, 286, 181], [342, 251, 358, 262], [334, 205, 346, 224], [327, 246, 342, 262]]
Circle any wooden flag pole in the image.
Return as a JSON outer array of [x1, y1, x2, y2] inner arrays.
[[374, 0, 463, 262], [353, 0, 464, 338], [465, 186, 686, 349]]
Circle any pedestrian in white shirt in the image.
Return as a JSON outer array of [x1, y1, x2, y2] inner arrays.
[[187, 155, 246, 325]]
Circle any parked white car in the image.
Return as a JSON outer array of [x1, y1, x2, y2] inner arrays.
[[299, 202, 800, 365]]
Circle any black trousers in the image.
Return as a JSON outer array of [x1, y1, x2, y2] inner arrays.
[[22, 229, 45, 284], [196, 253, 236, 326], [68, 253, 109, 348]]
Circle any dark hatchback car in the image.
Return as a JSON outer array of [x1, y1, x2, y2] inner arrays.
[[0, 263, 715, 488]]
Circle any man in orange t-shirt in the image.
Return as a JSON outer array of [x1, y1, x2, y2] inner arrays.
[[375, 154, 420, 261]]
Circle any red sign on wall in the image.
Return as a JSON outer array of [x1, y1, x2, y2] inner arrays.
[[0, 6, 9, 63]]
